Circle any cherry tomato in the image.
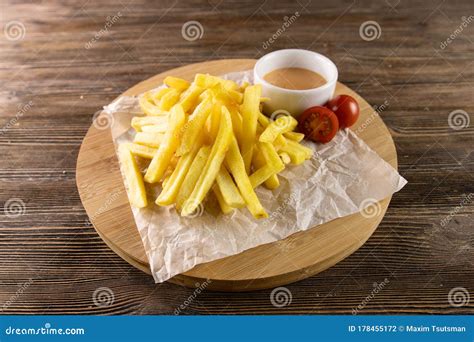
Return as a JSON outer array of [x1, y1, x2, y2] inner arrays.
[[298, 106, 339, 144], [326, 95, 359, 128]]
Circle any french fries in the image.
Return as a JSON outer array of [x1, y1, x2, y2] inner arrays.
[[127, 143, 157, 159], [159, 88, 181, 111], [156, 136, 202, 206], [181, 106, 233, 216], [215, 166, 245, 208], [144, 104, 186, 183], [176, 146, 211, 211], [118, 144, 148, 208], [241, 85, 261, 173], [139, 93, 168, 116], [119, 73, 312, 219], [134, 132, 164, 148], [176, 97, 213, 156], [131, 116, 167, 132], [164, 76, 190, 91], [284, 131, 304, 142], [225, 136, 267, 219], [213, 185, 234, 214]]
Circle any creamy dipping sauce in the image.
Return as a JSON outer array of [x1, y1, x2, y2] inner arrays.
[[263, 67, 327, 90]]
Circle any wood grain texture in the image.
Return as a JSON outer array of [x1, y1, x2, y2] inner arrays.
[[1, 0, 473, 313], [76, 59, 397, 291]]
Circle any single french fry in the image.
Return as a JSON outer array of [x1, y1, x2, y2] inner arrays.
[[249, 166, 274, 188], [127, 143, 158, 159], [287, 139, 313, 158], [259, 115, 298, 143], [225, 136, 267, 219], [198, 88, 213, 102], [181, 106, 233, 216], [152, 88, 173, 104], [118, 144, 147, 208], [162, 175, 170, 188], [249, 142, 285, 188], [194, 74, 238, 91], [213, 185, 234, 214], [226, 88, 243, 104], [131, 116, 168, 131], [139, 94, 168, 116], [178, 85, 204, 113], [229, 106, 243, 146], [279, 152, 291, 164], [278, 140, 312, 165], [159, 88, 181, 111], [133, 132, 164, 148], [240, 81, 250, 92], [278, 145, 305, 164], [207, 101, 222, 143], [175, 146, 211, 211], [240, 85, 261, 173], [215, 166, 245, 208], [164, 76, 190, 91], [144, 104, 186, 183], [252, 146, 280, 190], [260, 142, 285, 171], [176, 97, 213, 156], [284, 131, 305, 142], [156, 137, 202, 206], [140, 123, 168, 133], [265, 174, 280, 189], [194, 73, 220, 88], [258, 112, 270, 127], [222, 79, 239, 91]]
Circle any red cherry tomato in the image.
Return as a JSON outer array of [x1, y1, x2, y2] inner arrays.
[[326, 95, 359, 128], [298, 106, 339, 144]]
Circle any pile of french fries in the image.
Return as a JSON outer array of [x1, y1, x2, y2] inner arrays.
[[118, 74, 312, 219]]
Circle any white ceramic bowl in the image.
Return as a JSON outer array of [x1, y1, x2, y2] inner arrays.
[[253, 49, 338, 117]]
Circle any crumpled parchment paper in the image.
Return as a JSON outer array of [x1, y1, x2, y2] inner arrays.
[[105, 70, 407, 283]]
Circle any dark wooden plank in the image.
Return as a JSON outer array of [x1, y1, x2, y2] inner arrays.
[[0, 0, 472, 314]]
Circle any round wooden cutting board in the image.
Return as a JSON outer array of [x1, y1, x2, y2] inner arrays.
[[76, 59, 397, 291]]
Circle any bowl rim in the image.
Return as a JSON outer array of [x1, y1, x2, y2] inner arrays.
[[254, 49, 338, 94]]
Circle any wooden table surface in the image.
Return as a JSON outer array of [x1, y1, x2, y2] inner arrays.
[[1, 0, 473, 315]]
